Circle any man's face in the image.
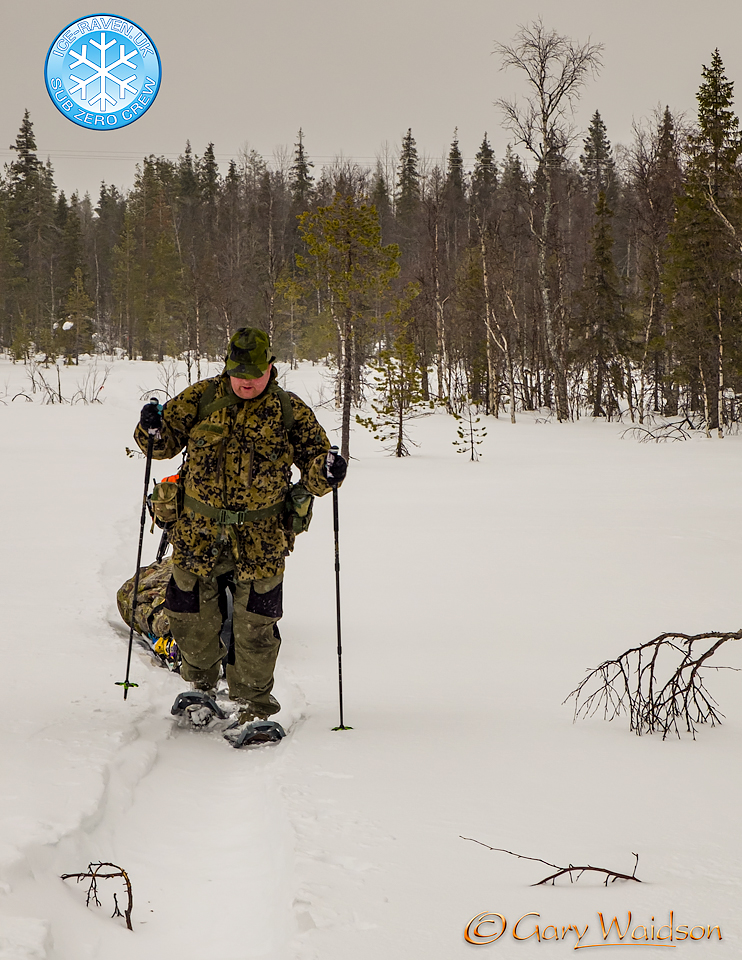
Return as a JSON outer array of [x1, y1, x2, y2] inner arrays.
[[229, 363, 272, 400]]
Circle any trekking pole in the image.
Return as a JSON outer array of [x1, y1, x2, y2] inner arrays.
[[117, 398, 160, 700], [328, 446, 351, 730]]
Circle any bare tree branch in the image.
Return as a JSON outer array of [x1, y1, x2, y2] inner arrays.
[[461, 839, 642, 886], [61, 861, 134, 931], [461, 838, 560, 870], [494, 19, 603, 165], [621, 417, 697, 442], [565, 631, 742, 738]]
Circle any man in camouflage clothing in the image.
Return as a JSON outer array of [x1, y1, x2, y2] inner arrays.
[[135, 327, 346, 725]]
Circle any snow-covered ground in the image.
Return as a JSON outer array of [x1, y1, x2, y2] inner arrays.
[[1, 355, 741, 959]]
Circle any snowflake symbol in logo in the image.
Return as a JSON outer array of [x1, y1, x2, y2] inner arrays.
[[45, 15, 161, 130], [67, 32, 138, 112]]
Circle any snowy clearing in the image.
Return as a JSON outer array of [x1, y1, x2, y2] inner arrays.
[[0, 356, 740, 959]]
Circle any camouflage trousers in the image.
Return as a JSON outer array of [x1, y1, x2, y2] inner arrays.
[[163, 555, 283, 716]]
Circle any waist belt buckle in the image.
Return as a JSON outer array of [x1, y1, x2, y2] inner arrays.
[[216, 507, 234, 524]]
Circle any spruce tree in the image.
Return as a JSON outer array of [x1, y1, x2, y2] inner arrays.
[[578, 191, 624, 417], [177, 141, 200, 202], [395, 128, 420, 222], [225, 158, 240, 192], [580, 110, 616, 203], [445, 129, 465, 199], [689, 49, 742, 194], [452, 401, 487, 460], [0, 194, 23, 353], [471, 133, 497, 213], [442, 129, 467, 279], [664, 50, 742, 434], [201, 143, 219, 204], [61, 267, 94, 363], [115, 157, 182, 359], [356, 337, 433, 457], [7, 110, 40, 194], [6, 112, 57, 346], [290, 129, 314, 210], [93, 183, 126, 347], [59, 191, 85, 294]]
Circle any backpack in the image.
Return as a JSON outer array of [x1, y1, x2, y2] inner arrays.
[[116, 558, 179, 670]]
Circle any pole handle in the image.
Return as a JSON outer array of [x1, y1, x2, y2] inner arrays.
[[147, 397, 163, 437], [325, 444, 340, 486]]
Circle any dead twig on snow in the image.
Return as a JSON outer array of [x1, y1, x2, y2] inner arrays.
[[621, 418, 696, 443], [461, 838, 642, 886], [61, 861, 133, 930]]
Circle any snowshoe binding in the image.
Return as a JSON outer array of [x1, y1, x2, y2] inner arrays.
[[171, 690, 228, 728]]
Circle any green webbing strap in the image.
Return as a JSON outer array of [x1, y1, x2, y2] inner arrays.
[[183, 492, 285, 525], [196, 379, 295, 434], [272, 383, 296, 434], [196, 381, 236, 420]]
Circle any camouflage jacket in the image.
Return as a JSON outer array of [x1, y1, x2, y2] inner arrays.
[[134, 371, 332, 581]]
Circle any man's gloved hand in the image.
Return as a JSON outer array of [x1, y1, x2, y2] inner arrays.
[[323, 448, 347, 484], [140, 398, 163, 433]]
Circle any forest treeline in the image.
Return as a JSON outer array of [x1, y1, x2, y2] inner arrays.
[[3, 25, 742, 439]]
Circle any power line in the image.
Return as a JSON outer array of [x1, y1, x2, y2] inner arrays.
[[0, 149, 484, 164]]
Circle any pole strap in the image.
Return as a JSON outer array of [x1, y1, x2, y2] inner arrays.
[[183, 492, 285, 525]]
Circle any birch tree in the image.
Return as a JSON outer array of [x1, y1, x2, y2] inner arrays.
[[494, 20, 602, 420]]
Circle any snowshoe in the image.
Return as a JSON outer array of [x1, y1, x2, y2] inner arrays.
[[171, 690, 228, 728], [223, 719, 286, 748]]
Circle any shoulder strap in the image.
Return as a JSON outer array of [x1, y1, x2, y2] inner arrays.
[[197, 380, 239, 421], [270, 383, 295, 435], [194, 378, 296, 437]]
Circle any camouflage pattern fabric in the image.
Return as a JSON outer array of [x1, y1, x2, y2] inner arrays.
[[225, 327, 273, 379], [117, 558, 174, 642], [134, 368, 333, 582], [165, 556, 283, 715]]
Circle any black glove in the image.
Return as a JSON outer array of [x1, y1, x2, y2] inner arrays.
[[140, 398, 163, 432], [323, 448, 347, 484]]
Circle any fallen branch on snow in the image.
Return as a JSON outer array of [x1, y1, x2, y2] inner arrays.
[[565, 630, 742, 738], [61, 861, 133, 930], [461, 838, 642, 886], [621, 418, 696, 443]]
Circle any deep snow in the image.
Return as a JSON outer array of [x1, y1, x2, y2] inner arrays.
[[0, 355, 741, 959]]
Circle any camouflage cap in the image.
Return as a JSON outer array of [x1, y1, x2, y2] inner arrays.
[[225, 327, 274, 379]]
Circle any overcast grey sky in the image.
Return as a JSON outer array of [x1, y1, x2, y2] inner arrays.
[[3, 0, 742, 200]]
